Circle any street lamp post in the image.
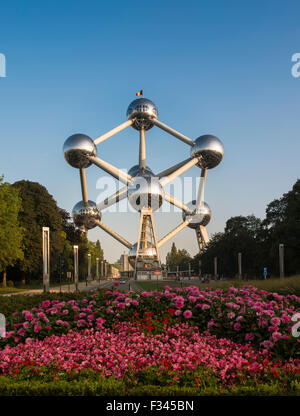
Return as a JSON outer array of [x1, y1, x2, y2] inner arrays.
[[73, 245, 79, 292]]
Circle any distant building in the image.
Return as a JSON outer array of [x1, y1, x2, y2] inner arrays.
[[117, 253, 133, 272]]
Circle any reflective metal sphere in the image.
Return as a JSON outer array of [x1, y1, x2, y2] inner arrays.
[[182, 200, 211, 229], [128, 175, 164, 212], [128, 242, 157, 266], [128, 164, 153, 177], [190, 135, 224, 169], [72, 200, 101, 230], [63, 134, 97, 169], [126, 98, 158, 130]]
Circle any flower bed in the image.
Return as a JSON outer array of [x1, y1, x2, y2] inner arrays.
[[2, 285, 300, 360]]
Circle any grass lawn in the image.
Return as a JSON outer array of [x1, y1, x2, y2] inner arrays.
[[135, 275, 300, 295]]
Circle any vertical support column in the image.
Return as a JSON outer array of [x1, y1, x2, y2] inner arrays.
[[73, 245, 79, 292], [238, 252, 242, 280], [105, 262, 107, 278], [196, 168, 207, 211], [87, 253, 91, 281], [214, 257, 218, 279], [199, 260, 202, 277], [42, 227, 50, 293], [279, 244, 285, 278], [96, 258, 99, 282], [101, 260, 104, 278], [188, 263, 191, 280], [79, 168, 88, 204], [139, 127, 146, 171]]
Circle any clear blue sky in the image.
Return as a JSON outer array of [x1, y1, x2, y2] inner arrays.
[[0, 0, 299, 262]]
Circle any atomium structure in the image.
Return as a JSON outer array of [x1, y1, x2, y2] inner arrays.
[[63, 97, 224, 280]]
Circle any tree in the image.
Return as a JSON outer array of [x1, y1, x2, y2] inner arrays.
[[11, 181, 65, 283], [0, 177, 24, 286], [263, 179, 300, 275], [166, 243, 192, 271]]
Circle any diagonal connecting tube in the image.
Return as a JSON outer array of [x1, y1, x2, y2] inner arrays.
[[160, 157, 199, 187], [97, 186, 128, 211], [152, 119, 195, 146], [157, 158, 193, 178], [163, 193, 193, 214], [93, 120, 133, 145], [95, 220, 133, 249], [87, 155, 132, 185], [157, 220, 190, 248]]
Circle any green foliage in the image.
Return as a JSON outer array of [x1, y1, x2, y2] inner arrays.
[[166, 243, 192, 271], [0, 177, 24, 275], [192, 179, 300, 278], [11, 181, 65, 282]]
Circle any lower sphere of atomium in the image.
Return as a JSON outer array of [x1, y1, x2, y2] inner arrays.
[[128, 242, 157, 266], [127, 175, 164, 212], [72, 200, 101, 230], [63, 134, 97, 169], [182, 200, 211, 229], [128, 164, 153, 177], [190, 135, 224, 169], [126, 98, 158, 131]]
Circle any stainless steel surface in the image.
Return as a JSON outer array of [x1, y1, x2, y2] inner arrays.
[[95, 219, 133, 249], [79, 168, 88, 203], [160, 157, 199, 187], [196, 168, 207, 210], [157, 220, 190, 248], [127, 98, 158, 130], [128, 242, 157, 266], [152, 119, 194, 146], [87, 155, 132, 185], [97, 186, 128, 211], [64, 134, 97, 169], [139, 127, 146, 171], [72, 200, 101, 230], [190, 135, 224, 169], [94, 120, 133, 145], [157, 158, 192, 178], [163, 192, 193, 214], [182, 200, 211, 229], [128, 175, 164, 212], [128, 164, 153, 177]]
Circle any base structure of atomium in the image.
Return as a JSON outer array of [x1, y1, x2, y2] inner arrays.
[[63, 97, 224, 280]]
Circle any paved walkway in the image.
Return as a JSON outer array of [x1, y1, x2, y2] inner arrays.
[[1, 279, 112, 296]]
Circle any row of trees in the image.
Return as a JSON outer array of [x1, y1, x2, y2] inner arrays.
[[0, 178, 105, 286], [166, 179, 300, 278]]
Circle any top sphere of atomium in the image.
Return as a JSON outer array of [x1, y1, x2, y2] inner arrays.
[[63, 134, 97, 169], [72, 200, 101, 230], [182, 200, 211, 229], [190, 135, 224, 169], [127, 98, 158, 131]]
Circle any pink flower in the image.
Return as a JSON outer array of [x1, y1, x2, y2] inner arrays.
[[33, 324, 42, 333], [245, 332, 255, 341], [183, 310, 193, 319]]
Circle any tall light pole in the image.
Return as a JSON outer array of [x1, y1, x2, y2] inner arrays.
[[87, 253, 91, 283], [214, 257, 218, 279], [238, 252, 242, 280], [279, 244, 285, 278], [42, 227, 50, 293], [73, 245, 79, 292], [96, 257, 99, 282]]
